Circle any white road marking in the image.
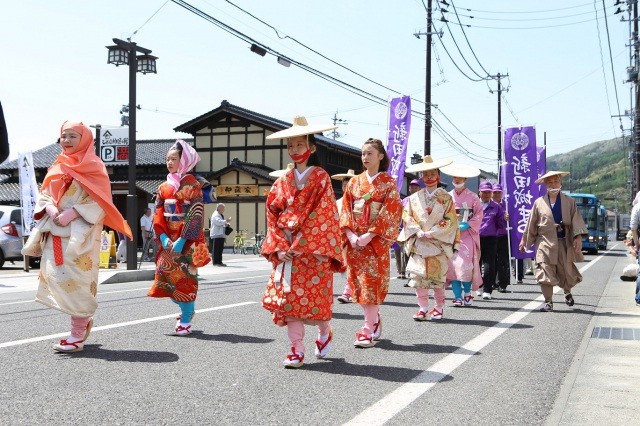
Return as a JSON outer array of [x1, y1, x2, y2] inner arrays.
[[344, 253, 606, 425], [0, 301, 256, 349]]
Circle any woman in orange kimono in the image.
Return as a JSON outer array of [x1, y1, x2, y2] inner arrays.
[[340, 138, 402, 348], [262, 117, 344, 368], [148, 140, 210, 335], [22, 121, 132, 353]]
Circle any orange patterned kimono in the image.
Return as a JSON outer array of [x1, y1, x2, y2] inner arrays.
[[148, 174, 210, 301], [261, 167, 345, 326], [340, 172, 402, 304]]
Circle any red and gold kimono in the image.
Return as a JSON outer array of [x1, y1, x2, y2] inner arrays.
[[340, 172, 403, 304], [261, 167, 345, 326], [148, 174, 210, 301]]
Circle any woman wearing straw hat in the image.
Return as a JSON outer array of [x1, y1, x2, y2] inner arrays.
[[519, 171, 588, 312], [340, 138, 402, 348], [399, 155, 458, 321], [331, 169, 357, 304], [440, 162, 484, 307], [261, 117, 345, 368]]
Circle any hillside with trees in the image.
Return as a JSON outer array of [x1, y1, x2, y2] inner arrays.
[[546, 137, 631, 212]]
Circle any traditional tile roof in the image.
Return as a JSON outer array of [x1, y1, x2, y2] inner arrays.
[[0, 182, 23, 204], [0, 138, 193, 171], [174, 100, 359, 154]]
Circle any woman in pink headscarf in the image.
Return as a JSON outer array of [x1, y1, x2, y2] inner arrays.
[[148, 140, 210, 335], [22, 121, 132, 353]]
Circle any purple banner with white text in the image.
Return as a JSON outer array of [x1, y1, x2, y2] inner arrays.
[[504, 126, 539, 259], [386, 96, 411, 192]]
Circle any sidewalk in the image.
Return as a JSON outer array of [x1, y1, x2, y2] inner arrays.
[[546, 251, 640, 425], [0, 250, 261, 292]]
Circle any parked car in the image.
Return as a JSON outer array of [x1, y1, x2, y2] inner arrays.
[[0, 205, 40, 268]]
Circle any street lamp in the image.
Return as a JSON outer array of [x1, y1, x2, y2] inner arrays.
[[106, 38, 157, 270]]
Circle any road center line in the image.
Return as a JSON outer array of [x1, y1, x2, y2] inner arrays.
[[344, 252, 607, 425], [0, 301, 256, 349]]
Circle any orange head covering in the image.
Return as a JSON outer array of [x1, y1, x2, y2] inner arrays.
[[41, 121, 132, 239]]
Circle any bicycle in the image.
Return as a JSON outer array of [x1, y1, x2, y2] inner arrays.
[[233, 230, 247, 254], [242, 232, 265, 255]]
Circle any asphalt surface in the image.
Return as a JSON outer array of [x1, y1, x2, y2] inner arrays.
[[0, 246, 635, 425]]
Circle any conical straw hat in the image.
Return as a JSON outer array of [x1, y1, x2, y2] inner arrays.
[[266, 116, 338, 140]]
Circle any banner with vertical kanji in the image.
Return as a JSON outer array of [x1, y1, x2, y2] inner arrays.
[[386, 96, 411, 192], [504, 126, 539, 259]]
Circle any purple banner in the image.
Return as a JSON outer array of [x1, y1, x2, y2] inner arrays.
[[504, 126, 539, 259], [386, 96, 411, 192]]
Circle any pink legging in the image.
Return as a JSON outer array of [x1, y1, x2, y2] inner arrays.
[[361, 304, 379, 336], [71, 316, 91, 339], [286, 317, 331, 354], [415, 288, 445, 310]]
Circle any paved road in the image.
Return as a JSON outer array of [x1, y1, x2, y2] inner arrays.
[[0, 247, 626, 424]]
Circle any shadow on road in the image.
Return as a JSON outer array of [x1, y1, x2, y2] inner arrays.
[[304, 357, 454, 383], [186, 331, 274, 344], [59, 345, 179, 363]]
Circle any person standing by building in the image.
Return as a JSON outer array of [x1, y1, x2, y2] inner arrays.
[[492, 184, 511, 292], [477, 181, 506, 300], [140, 208, 156, 261], [340, 138, 402, 347], [21, 121, 132, 353], [261, 117, 344, 368], [440, 163, 483, 307], [519, 170, 588, 312], [148, 140, 211, 335], [331, 169, 357, 304], [210, 203, 230, 267]]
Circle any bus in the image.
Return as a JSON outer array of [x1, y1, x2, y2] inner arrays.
[[568, 193, 600, 254], [597, 204, 607, 250]]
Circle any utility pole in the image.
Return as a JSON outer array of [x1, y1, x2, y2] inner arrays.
[[634, 0, 640, 200], [425, 0, 433, 155], [413, 0, 436, 155], [489, 73, 508, 175], [331, 111, 347, 140]]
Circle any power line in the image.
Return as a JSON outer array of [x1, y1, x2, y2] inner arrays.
[[452, 4, 614, 21], [447, 0, 493, 77], [222, 0, 402, 96], [459, 2, 594, 15], [598, 0, 623, 134]]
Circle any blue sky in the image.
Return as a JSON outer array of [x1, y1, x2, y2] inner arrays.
[[0, 0, 631, 173]]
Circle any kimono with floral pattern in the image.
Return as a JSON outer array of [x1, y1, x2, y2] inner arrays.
[[148, 174, 210, 302], [398, 187, 459, 289], [261, 167, 344, 326], [25, 181, 106, 317], [340, 172, 402, 305]]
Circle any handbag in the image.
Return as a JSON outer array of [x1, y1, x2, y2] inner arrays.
[[225, 225, 233, 236]]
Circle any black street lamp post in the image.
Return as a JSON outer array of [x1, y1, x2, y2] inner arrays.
[[106, 38, 157, 270]]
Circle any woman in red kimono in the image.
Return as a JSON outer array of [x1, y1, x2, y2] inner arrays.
[[262, 117, 345, 368], [340, 138, 403, 348], [148, 140, 211, 336]]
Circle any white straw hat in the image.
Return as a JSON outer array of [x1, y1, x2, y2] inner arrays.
[[404, 155, 452, 173], [268, 163, 294, 178], [535, 170, 569, 185], [266, 116, 338, 140], [331, 169, 357, 181], [440, 163, 480, 178]]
